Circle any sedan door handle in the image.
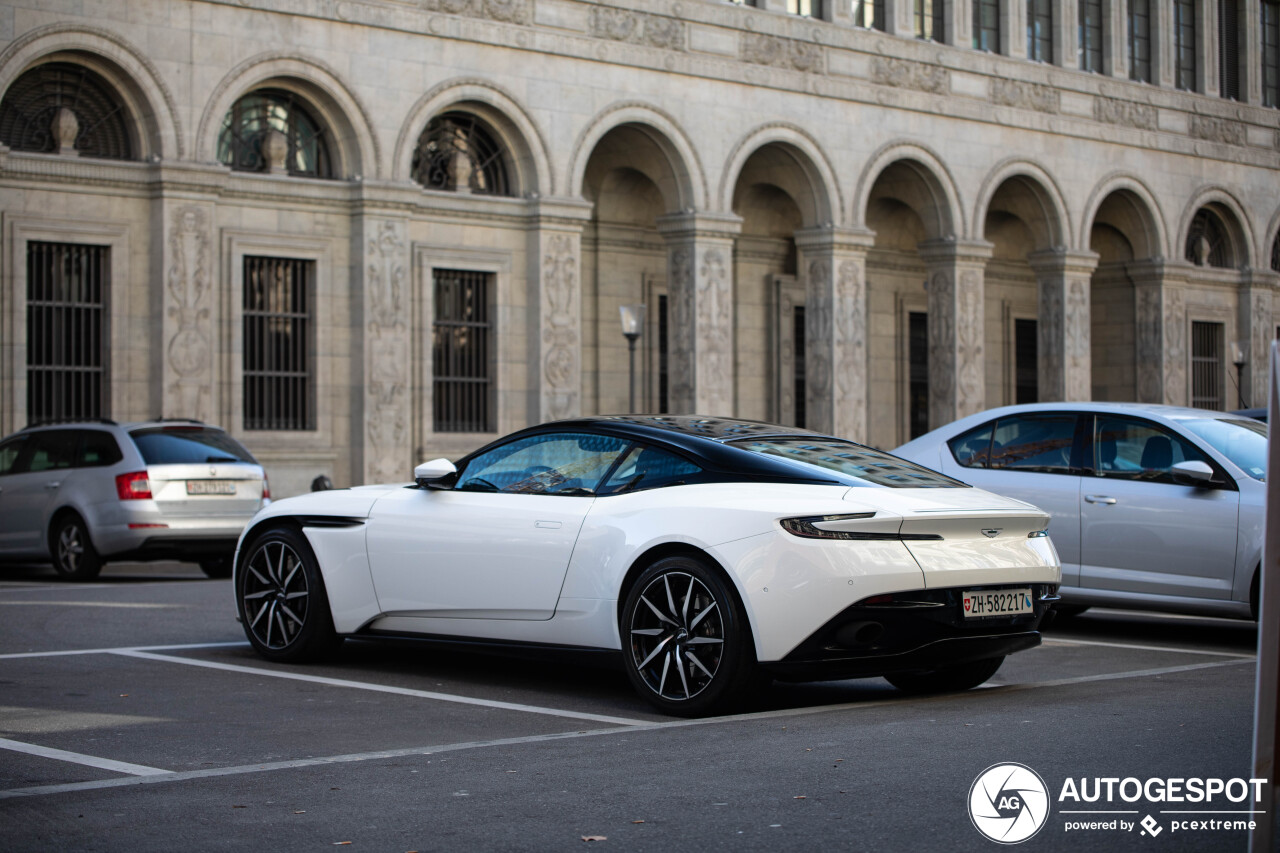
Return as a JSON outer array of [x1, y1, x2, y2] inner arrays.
[[44, 481, 62, 490], [1084, 495, 1116, 505], [534, 520, 562, 529]]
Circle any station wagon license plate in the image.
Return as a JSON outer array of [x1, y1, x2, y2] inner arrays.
[[963, 588, 1034, 618], [187, 480, 237, 496]]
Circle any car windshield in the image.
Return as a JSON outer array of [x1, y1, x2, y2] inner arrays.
[[130, 427, 258, 465], [1179, 417, 1267, 481], [733, 438, 964, 488]]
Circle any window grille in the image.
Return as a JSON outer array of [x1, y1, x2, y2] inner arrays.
[[909, 312, 929, 439], [916, 0, 944, 40], [412, 112, 512, 196], [1015, 318, 1038, 404], [1027, 0, 1054, 61], [1191, 322, 1224, 410], [26, 242, 108, 421], [1185, 209, 1231, 268], [433, 269, 493, 433], [0, 62, 132, 159], [243, 256, 313, 430], [794, 306, 807, 429], [1175, 0, 1198, 90], [854, 0, 886, 30], [658, 294, 670, 413], [1220, 0, 1241, 99], [217, 89, 332, 178], [1263, 0, 1280, 107], [974, 0, 1001, 50], [1129, 0, 1153, 81], [1079, 0, 1104, 72], [787, 0, 820, 14]]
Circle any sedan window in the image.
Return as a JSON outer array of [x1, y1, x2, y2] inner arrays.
[[457, 432, 629, 495], [989, 414, 1078, 473], [1179, 417, 1267, 481], [1092, 416, 1216, 485]]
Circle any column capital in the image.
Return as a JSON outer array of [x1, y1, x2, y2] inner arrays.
[[656, 210, 742, 240], [525, 195, 594, 226], [793, 225, 875, 253], [1027, 248, 1101, 277], [918, 239, 993, 266]]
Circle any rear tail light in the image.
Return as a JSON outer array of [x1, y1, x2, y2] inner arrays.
[[262, 473, 271, 501], [115, 471, 152, 500]]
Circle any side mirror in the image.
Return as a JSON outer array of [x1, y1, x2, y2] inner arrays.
[[1170, 460, 1215, 487], [414, 458, 457, 490]]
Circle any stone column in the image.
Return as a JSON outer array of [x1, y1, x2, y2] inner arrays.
[[359, 215, 411, 484], [919, 240, 992, 429], [1240, 271, 1279, 409], [657, 212, 742, 415], [528, 198, 592, 423], [795, 226, 874, 441], [1130, 260, 1188, 406], [1030, 249, 1098, 402], [158, 201, 217, 423]]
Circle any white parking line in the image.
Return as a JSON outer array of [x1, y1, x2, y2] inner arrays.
[[111, 649, 652, 728], [0, 737, 168, 777], [0, 642, 249, 661], [1042, 637, 1255, 658], [0, 602, 182, 609], [0, 655, 1255, 801]]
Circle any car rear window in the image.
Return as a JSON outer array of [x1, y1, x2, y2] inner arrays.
[[733, 438, 963, 488], [129, 427, 258, 465]]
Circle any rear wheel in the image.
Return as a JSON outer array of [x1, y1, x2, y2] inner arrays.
[[237, 526, 341, 662], [50, 514, 102, 581], [884, 656, 1005, 695], [621, 555, 757, 717]]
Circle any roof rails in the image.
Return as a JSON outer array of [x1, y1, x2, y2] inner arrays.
[[148, 417, 206, 425], [21, 417, 118, 431]]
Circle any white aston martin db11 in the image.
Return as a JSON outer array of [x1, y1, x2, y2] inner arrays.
[[234, 416, 1060, 715]]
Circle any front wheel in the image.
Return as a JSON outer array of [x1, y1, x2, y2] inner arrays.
[[50, 514, 102, 581], [621, 555, 757, 717], [884, 656, 1005, 695], [237, 526, 342, 662]]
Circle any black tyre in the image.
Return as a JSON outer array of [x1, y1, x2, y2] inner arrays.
[[50, 513, 103, 581], [236, 526, 342, 662], [198, 556, 232, 579], [884, 655, 1005, 695], [621, 555, 757, 717]]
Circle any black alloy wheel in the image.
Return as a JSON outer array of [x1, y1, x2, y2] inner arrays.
[[621, 555, 757, 717], [237, 526, 341, 662], [884, 655, 1006, 694], [50, 513, 102, 581]]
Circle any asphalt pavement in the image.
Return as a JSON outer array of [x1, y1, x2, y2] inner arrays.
[[0, 560, 1270, 852]]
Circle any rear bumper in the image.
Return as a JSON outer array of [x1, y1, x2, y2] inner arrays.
[[763, 583, 1056, 683]]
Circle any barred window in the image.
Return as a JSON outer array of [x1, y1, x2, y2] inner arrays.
[[1129, 0, 1153, 82], [787, 0, 820, 14], [1185, 209, 1232, 268], [26, 242, 109, 422], [974, 0, 1001, 50], [243, 256, 313, 430], [1264, 0, 1280, 107], [1028, 0, 1054, 61], [1220, 0, 1241, 99], [853, 0, 885, 29], [916, 0, 944, 41], [908, 313, 928, 440], [433, 269, 493, 433], [0, 62, 133, 160], [412, 112, 512, 196], [217, 89, 332, 178], [1079, 0, 1104, 72], [1191, 322, 1224, 410], [1175, 0, 1198, 91], [1015, 318, 1039, 404]]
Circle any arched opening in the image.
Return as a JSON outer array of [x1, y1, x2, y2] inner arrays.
[[1184, 205, 1236, 268], [1088, 189, 1158, 401], [217, 87, 334, 178], [0, 60, 134, 159], [411, 109, 515, 196]]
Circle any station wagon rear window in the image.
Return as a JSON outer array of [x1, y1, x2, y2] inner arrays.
[[130, 427, 258, 465]]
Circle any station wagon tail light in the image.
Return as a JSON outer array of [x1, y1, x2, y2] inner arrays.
[[115, 471, 152, 500], [262, 473, 271, 501]]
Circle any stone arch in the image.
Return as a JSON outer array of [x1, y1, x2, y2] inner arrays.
[[719, 123, 840, 228], [853, 141, 963, 240], [1080, 173, 1168, 262], [198, 53, 380, 179], [395, 78, 551, 196], [974, 159, 1071, 249], [568, 102, 705, 211], [1266, 206, 1280, 273], [0, 23, 184, 159], [1176, 186, 1255, 270]]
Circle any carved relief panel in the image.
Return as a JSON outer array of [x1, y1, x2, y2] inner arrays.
[[538, 231, 581, 422], [163, 204, 214, 422], [363, 219, 410, 484]]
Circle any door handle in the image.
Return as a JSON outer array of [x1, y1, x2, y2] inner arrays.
[[44, 481, 62, 490], [1084, 495, 1116, 505], [534, 520, 562, 529]]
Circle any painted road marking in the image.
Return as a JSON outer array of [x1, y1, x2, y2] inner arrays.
[[1042, 637, 1255, 658], [0, 601, 182, 609], [0, 737, 167, 777], [0, 642, 249, 661]]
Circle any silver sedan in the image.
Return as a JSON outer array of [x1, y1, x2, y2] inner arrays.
[[894, 402, 1266, 620]]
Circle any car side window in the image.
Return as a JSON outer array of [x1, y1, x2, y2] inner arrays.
[[948, 423, 995, 468], [0, 435, 30, 476], [988, 414, 1078, 474], [27, 430, 78, 472], [1092, 416, 1213, 485], [76, 430, 123, 467], [456, 433, 629, 496], [598, 445, 702, 494]]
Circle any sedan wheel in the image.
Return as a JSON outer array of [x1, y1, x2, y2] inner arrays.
[[621, 556, 756, 717], [884, 655, 1005, 695], [237, 527, 341, 662], [51, 514, 102, 581]]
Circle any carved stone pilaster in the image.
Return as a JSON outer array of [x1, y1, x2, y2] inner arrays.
[[533, 230, 582, 422], [796, 227, 873, 441], [163, 204, 215, 422], [1240, 272, 1279, 409], [658, 212, 742, 415], [920, 240, 992, 428], [1131, 261, 1187, 406], [1030, 250, 1098, 402], [363, 219, 410, 483]]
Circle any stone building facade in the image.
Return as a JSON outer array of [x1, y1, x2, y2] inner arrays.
[[0, 0, 1277, 494]]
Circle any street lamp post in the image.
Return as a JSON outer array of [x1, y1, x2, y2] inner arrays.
[[1233, 341, 1248, 409], [619, 305, 646, 413]]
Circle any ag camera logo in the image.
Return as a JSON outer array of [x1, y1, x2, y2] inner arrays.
[[969, 763, 1051, 844]]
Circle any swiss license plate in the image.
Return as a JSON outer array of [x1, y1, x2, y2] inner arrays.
[[962, 588, 1034, 618], [186, 480, 237, 496]]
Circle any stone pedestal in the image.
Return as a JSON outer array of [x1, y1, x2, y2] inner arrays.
[[920, 240, 992, 429], [1030, 249, 1098, 402]]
